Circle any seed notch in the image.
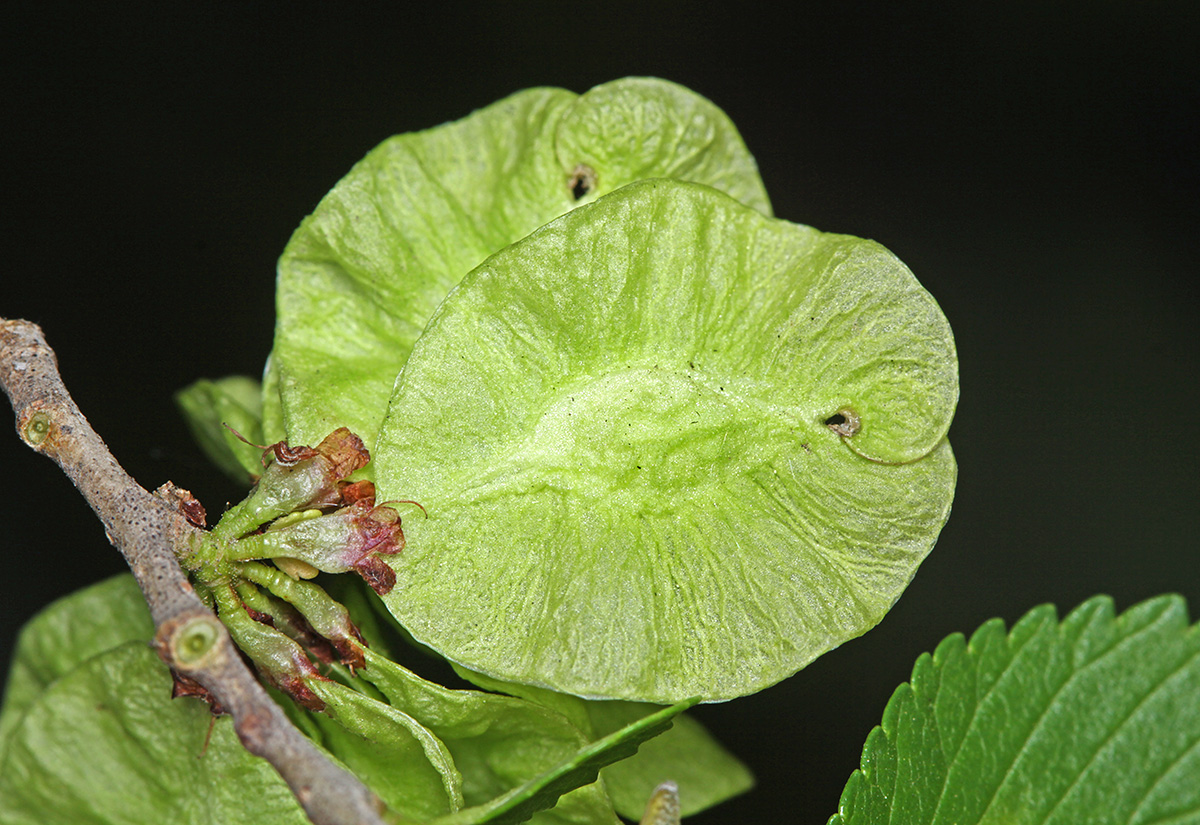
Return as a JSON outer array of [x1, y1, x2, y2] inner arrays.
[[568, 164, 597, 200], [824, 408, 862, 437]]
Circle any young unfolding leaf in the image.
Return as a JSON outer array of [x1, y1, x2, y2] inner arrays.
[[830, 595, 1200, 825], [375, 179, 957, 701], [449, 665, 753, 819], [358, 649, 591, 793], [268, 77, 770, 451], [586, 702, 753, 820], [307, 679, 466, 820], [434, 699, 697, 825], [338, 579, 661, 823], [175, 375, 266, 483], [357, 649, 620, 825], [0, 643, 309, 825]]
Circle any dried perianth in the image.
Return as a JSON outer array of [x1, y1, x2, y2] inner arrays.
[[0, 318, 387, 825]]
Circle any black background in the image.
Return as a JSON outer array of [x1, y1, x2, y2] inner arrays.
[[1, 4, 1197, 823]]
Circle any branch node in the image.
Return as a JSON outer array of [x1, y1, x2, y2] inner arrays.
[[170, 615, 224, 667], [19, 406, 54, 448]]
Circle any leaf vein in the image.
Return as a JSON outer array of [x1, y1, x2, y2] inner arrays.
[[973, 609, 1177, 825], [1044, 644, 1200, 823], [925, 616, 1048, 825], [1127, 735, 1200, 825]]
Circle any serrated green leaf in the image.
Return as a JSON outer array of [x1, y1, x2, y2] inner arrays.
[[269, 77, 770, 451], [830, 594, 1200, 825], [176, 375, 266, 483], [375, 179, 957, 701], [0, 642, 309, 825], [435, 699, 696, 825], [0, 574, 152, 742]]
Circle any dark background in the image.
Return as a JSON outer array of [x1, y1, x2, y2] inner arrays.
[[1, 4, 1197, 823]]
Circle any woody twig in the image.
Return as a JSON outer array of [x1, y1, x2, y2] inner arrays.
[[0, 318, 386, 825]]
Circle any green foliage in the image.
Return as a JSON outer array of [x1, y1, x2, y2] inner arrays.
[[0, 643, 311, 825], [6, 72, 1197, 825], [306, 676, 464, 820], [338, 579, 753, 821], [0, 574, 153, 742], [0, 578, 309, 825], [831, 595, 1200, 825], [446, 665, 755, 820], [175, 375, 267, 483], [584, 701, 755, 819], [0, 576, 699, 824], [433, 701, 695, 825]]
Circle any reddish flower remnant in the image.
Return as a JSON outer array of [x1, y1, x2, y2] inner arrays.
[[322, 620, 368, 673], [339, 479, 376, 506], [284, 427, 372, 510], [320, 500, 408, 595], [214, 427, 373, 540], [242, 499, 411, 596], [262, 440, 319, 467], [155, 481, 207, 528], [354, 556, 397, 597], [247, 425, 367, 473]]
